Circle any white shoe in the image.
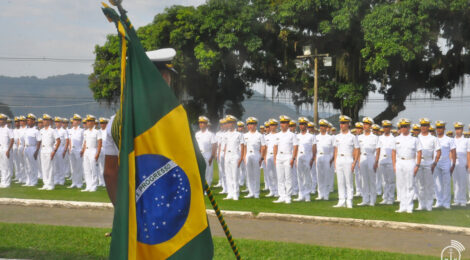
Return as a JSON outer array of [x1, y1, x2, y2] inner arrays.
[[395, 209, 404, 213], [223, 196, 232, 200], [346, 201, 353, 208], [406, 209, 413, 213], [81, 189, 89, 192], [273, 198, 284, 203], [244, 194, 254, 198], [386, 201, 393, 205], [242, 189, 249, 193], [354, 192, 361, 197], [293, 197, 304, 202], [369, 202, 375, 206], [285, 200, 291, 204], [265, 193, 274, 198], [233, 197, 239, 201], [315, 197, 322, 200], [357, 202, 368, 206], [443, 205, 450, 209], [254, 195, 259, 199], [415, 206, 423, 211], [46, 187, 54, 191], [38, 187, 47, 190], [219, 190, 227, 194], [432, 204, 441, 208], [333, 202, 345, 208], [304, 197, 311, 202], [214, 183, 222, 188], [379, 200, 387, 205], [451, 202, 459, 206]]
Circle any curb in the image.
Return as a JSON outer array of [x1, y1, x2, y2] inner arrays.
[[0, 198, 113, 210], [1, 198, 469, 235]]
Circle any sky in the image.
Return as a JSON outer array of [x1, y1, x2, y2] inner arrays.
[[0, 0, 204, 78]]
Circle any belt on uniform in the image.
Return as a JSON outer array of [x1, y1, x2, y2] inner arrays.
[[269, 152, 273, 155], [399, 157, 415, 160], [339, 154, 352, 157]]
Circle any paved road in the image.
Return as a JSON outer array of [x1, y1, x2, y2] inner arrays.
[[0, 205, 468, 258]]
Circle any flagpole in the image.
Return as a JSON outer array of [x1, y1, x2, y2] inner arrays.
[[204, 182, 242, 260]]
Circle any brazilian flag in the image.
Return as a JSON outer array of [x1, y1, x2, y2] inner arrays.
[[102, 4, 213, 260]]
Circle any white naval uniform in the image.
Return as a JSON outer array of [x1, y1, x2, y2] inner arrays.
[[82, 128, 102, 192], [54, 127, 68, 185], [435, 135, 456, 208], [358, 133, 378, 205], [264, 132, 278, 196], [315, 133, 334, 200], [394, 134, 421, 213], [104, 116, 119, 156], [377, 134, 395, 203], [39, 127, 59, 190], [23, 126, 41, 186], [454, 136, 470, 205], [223, 130, 245, 200], [296, 132, 315, 201], [215, 130, 226, 191], [68, 126, 84, 188], [0, 126, 13, 187], [274, 130, 298, 203], [334, 131, 359, 207], [98, 128, 107, 187], [417, 134, 440, 210], [195, 129, 217, 186], [243, 131, 265, 198]]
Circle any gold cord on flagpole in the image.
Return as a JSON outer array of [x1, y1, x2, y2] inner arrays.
[[204, 182, 242, 260]]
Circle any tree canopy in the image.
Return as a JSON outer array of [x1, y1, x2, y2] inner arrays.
[[90, 0, 470, 123]]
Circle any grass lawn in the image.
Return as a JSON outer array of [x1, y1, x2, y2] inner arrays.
[[0, 222, 439, 260], [2, 164, 470, 227]]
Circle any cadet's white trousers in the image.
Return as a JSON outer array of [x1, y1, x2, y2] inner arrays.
[[296, 154, 312, 199], [310, 161, 317, 194], [378, 163, 395, 202], [291, 164, 298, 195], [239, 161, 246, 187], [54, 147, 66, 185], [354, 165, 362, 195], [69, 150, 83, 188], [453, 161, 468, 205], [265, 155, 278, 195], [224, 155, 240, 199], [83, 149, 99, 192], [98, 153, 105, 186], [12, 146, 19, 181], [17, 146, 26, 183], [217, 154, 227, 192], [40, 151, 55, 189], [0, 150, 12, 187], [336, 157, 354, 203], [416, 165, 434, 210], [276, 157, 293, 202], [434, 164, 451, 207], [396, 159, 415, 212], [202, 152, 213, 187], [245, 152, 261, 197], [24, 147, 38, 186], [359, 156, 376, 204], [316, 155, 332, 199]]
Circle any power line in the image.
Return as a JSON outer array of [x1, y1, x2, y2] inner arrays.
[[0, 56, 94, 63], [0, 102, 98, 108]]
